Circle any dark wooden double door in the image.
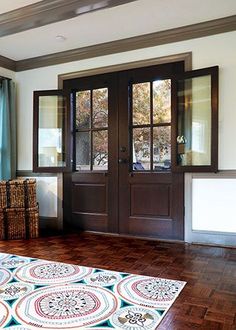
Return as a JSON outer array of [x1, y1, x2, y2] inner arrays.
[[63, 62, 184, 240]]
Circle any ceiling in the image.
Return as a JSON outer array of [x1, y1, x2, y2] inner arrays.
[[0, 0, 41, 14], [0, 0, 236, 65]]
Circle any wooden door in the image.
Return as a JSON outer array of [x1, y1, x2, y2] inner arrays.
[[118, 63, 184, 240], [63, 73, 119, 233], [63, 63, 185, 240]]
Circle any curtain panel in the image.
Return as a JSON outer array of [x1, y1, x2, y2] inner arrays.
[[0, 79, 16, 180]]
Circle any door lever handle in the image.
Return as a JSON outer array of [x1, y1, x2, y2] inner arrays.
[[118, 158, 127, 164]]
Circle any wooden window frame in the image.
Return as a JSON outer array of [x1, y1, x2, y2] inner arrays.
[[72, 88, 109, 172], [171, 66, 219, 172], [33, 89, 71, 173]]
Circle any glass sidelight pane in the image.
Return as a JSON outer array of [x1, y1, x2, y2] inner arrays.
[[177, 75, 211, 166], [153, 126, 171, 170], [93, 88, 108, 128], [76, 90, 91, 129], [132, 82, 150, 125], [93, 130, 108, 170], [153, 79, 171, 124], [38, 95, 65, 167], [133, 128, 150, 170], [76, 131, 91, 170]]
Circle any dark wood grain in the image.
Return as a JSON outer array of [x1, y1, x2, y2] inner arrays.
[[0, 232, 235, 329]]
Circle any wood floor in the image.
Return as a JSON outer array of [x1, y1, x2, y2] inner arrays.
[[0, 232, 235, 329]]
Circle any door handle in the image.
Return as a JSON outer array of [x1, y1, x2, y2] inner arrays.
[[118, 158, 127, 164]]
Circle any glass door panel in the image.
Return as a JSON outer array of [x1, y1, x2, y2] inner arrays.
[[75, 87, 109, 171], [153, 126, 171, 170], [131, 79, 171, 171], [177, 75, 211, 166], [93, 88, 108, 128], [153, 79, 171, 124], [76, 90, 91, 129], [133, 127, 151, 170], [132, 82, 150, 125], [75, 131, 91, 170]]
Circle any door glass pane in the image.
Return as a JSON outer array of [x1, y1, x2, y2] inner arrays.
[[76, 90, 91, 129], [153, 79, 171, 124], [153, 126, 171, 171], [76, 131, 91, 170], [133, 128, 150, 170], [93, 88, 108, 128], [132, 82, 150, 125], [38, 95, 65, 167], [93, 130, 108, 170], [177, 75, 211, 166]]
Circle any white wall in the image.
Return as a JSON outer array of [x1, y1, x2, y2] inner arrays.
[[192, 179, 236, 233], [185, 173, 236, 246], [15, 31, 236, 244], [34, 177, 57, 218]]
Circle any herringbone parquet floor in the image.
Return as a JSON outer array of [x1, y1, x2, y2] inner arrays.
[[0, 232, 235, 329]]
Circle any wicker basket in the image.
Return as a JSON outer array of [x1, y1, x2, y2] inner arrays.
[[0, 209, 5, 240], [6, 208, 26, 240], [24, 179, 37, 208], [7, 180, 25, 208], [26, 204, 39, 238], [0, 181, 7, 208]]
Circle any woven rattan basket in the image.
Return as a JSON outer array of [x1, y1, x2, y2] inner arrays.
[[6, 208, 26, 240], [0, 181, 7, 208], [26, 204, 39, 238], [0, 209, 5, 240], [7, 180, 25, 208], [0, 179, 38, 240], [24, 179, 37, 208]]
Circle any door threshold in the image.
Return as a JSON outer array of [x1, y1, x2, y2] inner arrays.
[[84, 230, 185, 244]]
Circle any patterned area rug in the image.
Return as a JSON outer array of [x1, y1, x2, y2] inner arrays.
[[0, 252, 186, 329]]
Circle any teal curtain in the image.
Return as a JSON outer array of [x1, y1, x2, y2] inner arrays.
[[0, 79, 16, 180]]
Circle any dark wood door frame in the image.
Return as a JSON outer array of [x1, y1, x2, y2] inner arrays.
[[58, 53, 192, 237]]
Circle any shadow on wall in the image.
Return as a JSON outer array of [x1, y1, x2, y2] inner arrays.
[[36, 178, 57, 218]]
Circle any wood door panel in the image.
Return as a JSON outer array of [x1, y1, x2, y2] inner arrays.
[[72, 183, 107, 214], [130, 184, 171, 217], [128, 217, 173, 237], [71, 213, 107, 232]]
